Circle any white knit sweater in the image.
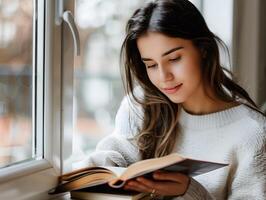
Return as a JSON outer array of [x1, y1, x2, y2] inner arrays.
[[86, 96, 266, 200]]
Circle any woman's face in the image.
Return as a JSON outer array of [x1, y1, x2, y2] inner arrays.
[[137, 32, 205, 104]]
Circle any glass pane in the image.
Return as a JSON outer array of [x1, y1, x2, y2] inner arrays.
[[0, 0, 34, 168], [202, 0, 233, 68], [72, 0, 150, 166]]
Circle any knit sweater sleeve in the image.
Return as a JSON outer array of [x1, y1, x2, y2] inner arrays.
[[227, 124, 266, 200], [85, 96, 142, 167]]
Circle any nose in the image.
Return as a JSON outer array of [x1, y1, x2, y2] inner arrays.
[[158, 66, 174, 82]]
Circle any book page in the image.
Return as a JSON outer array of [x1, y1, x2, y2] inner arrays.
[[108, 153, 228, 188], [104, 166, 127, 177], [59, 167, 115, 183], [120, 153, 185, 180], [50, 167, 119, 194]]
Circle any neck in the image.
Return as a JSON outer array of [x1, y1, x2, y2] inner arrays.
[[181, 86, 238, 115]]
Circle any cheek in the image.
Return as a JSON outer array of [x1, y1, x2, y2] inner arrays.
[[182, 54, 202, 82], [181, 61, 203, 95], [147, 71, 159, 87]]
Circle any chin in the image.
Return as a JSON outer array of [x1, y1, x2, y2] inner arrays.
[[167, 96, 186, 104]]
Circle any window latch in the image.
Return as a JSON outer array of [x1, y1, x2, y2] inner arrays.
[[62, 11, 80, 56], [55, 0, 80, 56]]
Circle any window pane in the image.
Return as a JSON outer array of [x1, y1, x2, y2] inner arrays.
[[202, 0, 233, 67], [0, 0, 34, 168], [72, 0, 150, 166]]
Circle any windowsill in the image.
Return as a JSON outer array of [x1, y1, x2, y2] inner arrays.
[[0, 164, 59, 200], [0, 159, 51, 183]]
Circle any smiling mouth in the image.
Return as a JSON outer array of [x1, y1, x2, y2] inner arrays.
[[162, 84, 183, 94]]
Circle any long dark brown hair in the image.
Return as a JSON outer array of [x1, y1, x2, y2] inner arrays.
[[120, 0, 261, 160]]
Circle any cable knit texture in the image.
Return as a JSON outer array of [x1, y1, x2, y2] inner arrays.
[[86, 96, 266, 200]]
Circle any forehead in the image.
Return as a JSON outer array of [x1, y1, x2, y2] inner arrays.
[[136, 32, 191, 57]]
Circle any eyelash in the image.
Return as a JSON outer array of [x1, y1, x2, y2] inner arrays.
[[169, 56, 181, 62], [146, 56, 181, 68], [147, 64, 157, 68]]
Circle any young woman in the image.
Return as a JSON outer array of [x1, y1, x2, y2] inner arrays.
[[86, 0, 266, 199]]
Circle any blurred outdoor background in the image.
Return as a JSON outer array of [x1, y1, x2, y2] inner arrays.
[[0, 0, 33, 168]]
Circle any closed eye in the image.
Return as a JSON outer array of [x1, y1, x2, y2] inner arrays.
[[169, 56, 181, 62], [147, 64, 157, 68]]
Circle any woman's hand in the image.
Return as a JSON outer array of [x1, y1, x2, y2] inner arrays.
[[123, 170, 191, 197]]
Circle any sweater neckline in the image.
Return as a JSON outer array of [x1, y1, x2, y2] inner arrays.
[[178, 104, 247, 130]]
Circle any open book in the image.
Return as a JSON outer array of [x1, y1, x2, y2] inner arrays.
[[49, 153, 228, 195]]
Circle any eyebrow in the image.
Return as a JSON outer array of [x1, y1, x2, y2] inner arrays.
[[141, 46, 184, 61]]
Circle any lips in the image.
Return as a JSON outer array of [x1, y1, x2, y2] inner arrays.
[[162, 84, 183, 94]]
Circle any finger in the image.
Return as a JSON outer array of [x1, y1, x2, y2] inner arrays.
[[136, 178, 188, 196], [124, 180, 152, 193], [153, 171, 189, 183], [136, 177, 158, 190]]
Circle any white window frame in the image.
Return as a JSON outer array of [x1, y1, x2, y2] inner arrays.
[[0, 0, 76, 199]]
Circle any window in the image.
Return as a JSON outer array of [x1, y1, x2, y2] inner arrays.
[[202, 0, 233, 68], [0, 0, 43, 168], [0, 0, 60, 199]]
